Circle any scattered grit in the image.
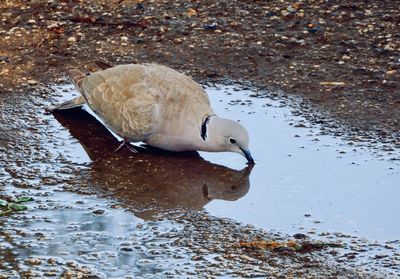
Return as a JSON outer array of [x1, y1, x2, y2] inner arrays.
[[0, 0, 399, 142]]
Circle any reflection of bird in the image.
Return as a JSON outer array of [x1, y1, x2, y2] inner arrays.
[[53, 108, 253, 219], [48, 62, 254, 163]]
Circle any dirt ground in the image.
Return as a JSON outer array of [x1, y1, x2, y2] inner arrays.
[[1, 0, 399, 141]]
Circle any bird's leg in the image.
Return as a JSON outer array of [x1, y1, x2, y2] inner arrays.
[[125, 143, 138, 153], [202, 183, 211, 201], [114, 138, 138, 153]]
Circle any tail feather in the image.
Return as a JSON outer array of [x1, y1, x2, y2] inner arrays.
[[47, 65, 111, 113], [46, 96, 85, 112], [46, 68, 87, 112], [95, 61, 113, 70]]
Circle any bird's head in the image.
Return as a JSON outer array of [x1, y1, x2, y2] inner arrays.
[[206, 117, 254, 164]]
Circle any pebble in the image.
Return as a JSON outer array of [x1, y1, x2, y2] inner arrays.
[[281, 10, 289, 17], [203, 23, 217, 31], [27, 79, 37, 85], [287, 6, 297, 13], [92, 209, 105, 215], [26, 258, 42, 265], [47, 23, 59, 29], [67, 37, 76, 43]]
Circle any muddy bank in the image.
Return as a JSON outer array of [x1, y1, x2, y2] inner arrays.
[[1, 0, 399, 141]]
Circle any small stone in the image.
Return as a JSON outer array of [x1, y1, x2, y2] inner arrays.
[[293, 233, 307, 239], [287, 5, 297, 13], [374, 253, 388, 259], [47, 23, 59, 29], [67, 36, 76, 43], [281, 10, 289, 17], [121, 36, 129, 42], [26, 258, 42, 265], [120, 246, 134, 252], [92, 209, 105, 215], [66, 261, 78, 268], [191, 255, 204, 260], [187, 8, 197, 17], [342, 55, 351, 60], [265, 11, 277, 17], [203, 23, 217, 31], [238, 9, 250, 16], [174, 38, 182, 44]]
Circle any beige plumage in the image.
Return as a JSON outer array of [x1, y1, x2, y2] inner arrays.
[[50, 63, 254, 163]]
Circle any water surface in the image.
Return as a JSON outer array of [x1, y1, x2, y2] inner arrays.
[[202, 86, 399, 241], [54, 84, 400, 241]]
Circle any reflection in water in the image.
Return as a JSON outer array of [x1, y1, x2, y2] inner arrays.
[[53, 108, 252, 218]]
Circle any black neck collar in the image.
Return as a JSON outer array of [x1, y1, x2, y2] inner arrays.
[[201, 113, 216, 141]]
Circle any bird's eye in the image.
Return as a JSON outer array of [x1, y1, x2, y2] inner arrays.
[[229, 138, 236, 144]]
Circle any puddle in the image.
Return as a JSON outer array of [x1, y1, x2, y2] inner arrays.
[[49, 84, 399, 241], [1, 83, 399, 277], [201, 86, 400, 241]]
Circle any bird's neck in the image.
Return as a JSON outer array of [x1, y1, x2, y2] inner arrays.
[[195, 116, 224, 152]]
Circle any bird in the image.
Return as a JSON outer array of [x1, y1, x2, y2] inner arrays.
[[48, 62, 254, 164]]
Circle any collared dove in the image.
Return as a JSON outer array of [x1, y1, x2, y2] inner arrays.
[[49, 63, 254, 163]]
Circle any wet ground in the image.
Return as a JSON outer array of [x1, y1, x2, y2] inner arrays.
[[1, 0, 399, 139], [1, 83, 399, 278], [1, 1, 400, 277]]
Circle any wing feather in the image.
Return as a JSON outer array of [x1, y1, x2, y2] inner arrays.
[[75, 63, 212, 146]]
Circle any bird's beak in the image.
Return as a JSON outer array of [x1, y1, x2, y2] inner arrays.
[[240, 148, 255, 164]]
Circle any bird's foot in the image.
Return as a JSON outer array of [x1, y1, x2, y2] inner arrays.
[[114, 140, 138, 153]]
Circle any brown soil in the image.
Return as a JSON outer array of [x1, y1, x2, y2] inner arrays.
[[1, 0, 399, 139]]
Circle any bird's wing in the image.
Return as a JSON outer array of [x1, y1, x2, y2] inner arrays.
[[140, 64, 214, 150], [143, 64, 212, 132], [74, 63, 212, 148], [79, 64, 160, 140]]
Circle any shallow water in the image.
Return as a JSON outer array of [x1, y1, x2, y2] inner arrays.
[[57, 84, 400, 241], [0, 184, 194, 278], [202, 86, 400, 241]]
